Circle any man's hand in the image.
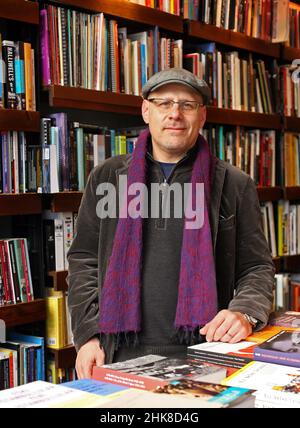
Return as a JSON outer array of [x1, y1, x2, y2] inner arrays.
[[75, 337, 105, 379], [199, 310, 253, 344]]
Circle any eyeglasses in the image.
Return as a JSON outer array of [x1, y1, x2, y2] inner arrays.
[[148, 98, 204, 114]]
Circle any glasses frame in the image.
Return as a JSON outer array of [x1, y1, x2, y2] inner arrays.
[[147, 98, 204, 114]]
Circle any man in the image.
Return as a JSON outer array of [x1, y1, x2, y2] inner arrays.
[[67, 68, 275, 379]]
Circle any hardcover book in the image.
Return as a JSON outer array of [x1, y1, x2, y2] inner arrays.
[[92, 354, 228, 391]]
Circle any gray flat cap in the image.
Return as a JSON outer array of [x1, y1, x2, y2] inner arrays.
[[142, 68, 211, 104]]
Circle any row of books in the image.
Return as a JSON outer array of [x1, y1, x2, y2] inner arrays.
[[46, 290, 73, 350], [130, 0, 289, 44], [40, 6, 182, 94], [0, 37, 36, 111], [281, 64, 300, 118], [274, 274, 300, 312], [278, 132, 300, 187], [47, 360, 76, 385], [0, 238, 34, 307], [1, 126, 299, 196], [261, 199, 300, 257], [184, 44, 279, 114], [0, 332, 45, 390], [277, 200, 300, 256], [258, 199, 300, 258], [203, 126, 276, 187], [43, 210, 77, 272], [198, 0, 289, 43], [129, 0, 183, 17], [41, 114, 140, 193]]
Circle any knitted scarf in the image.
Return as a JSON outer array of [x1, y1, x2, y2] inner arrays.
[[99, 128, 218, 344]]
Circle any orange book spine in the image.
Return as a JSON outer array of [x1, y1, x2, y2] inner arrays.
[[24, 42, 33, 111]]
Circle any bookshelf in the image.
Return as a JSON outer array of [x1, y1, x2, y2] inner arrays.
[[47, 86, 142, 115], [0, 194, 42, 216], [50, 0, 183, 33], [0, 0, 39, 25], [283, 116, 300, 133], [0, 299, 46, 327], [0, 110, 40, 133], [47, 344, 76, 369], [48, 270, 68, 292], [186, 20, 281, 59], [43, 191, 82, 213]]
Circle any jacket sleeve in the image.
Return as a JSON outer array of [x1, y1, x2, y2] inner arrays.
[[228, 176, 275, 330], [66, 169, 100, 352]]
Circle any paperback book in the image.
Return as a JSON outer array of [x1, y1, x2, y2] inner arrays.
[[92, 354, 227, 391]]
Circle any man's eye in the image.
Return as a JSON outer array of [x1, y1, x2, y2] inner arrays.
[[183, 102, 194, 110], [159, 101, 172, 108]]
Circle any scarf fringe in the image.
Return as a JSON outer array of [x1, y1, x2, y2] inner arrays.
[[100, 331, 140, 351], [100, 327, 205, 351], [172, 327, 206, 346]]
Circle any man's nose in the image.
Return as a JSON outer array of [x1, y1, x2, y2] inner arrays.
[[168, 103, 182, 118]]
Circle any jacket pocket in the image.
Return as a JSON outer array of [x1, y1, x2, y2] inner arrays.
[[218, 214, 235, 230]]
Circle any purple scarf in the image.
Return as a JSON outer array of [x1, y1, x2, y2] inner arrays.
[[99, 128, 218, 341]]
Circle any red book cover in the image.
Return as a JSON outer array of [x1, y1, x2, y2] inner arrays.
[[92, 355, 228, 391]]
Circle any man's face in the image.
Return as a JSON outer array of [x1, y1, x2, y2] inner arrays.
[[141, 83, 207, 161]]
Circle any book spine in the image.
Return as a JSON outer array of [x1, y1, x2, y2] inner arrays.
[[2, 41, 17, 109], [8, 240, 21, 304], [19, 238, 33, 302], [14, 42, 26, 110], [40, 9, 51, 86]]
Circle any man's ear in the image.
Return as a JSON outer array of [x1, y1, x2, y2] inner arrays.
[[141, 99, 150, 124]]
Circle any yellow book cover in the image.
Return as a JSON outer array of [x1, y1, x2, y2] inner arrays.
[[46, 295, 66, 349]]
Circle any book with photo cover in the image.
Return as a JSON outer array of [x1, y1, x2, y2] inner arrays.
[[254, 330, 300, 368], [102, 378, 255, 408], [269, 311, 300, 328], [92, 354, 227, 391]]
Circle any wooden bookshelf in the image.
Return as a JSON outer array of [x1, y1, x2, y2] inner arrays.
[[281, 45, 300, 62], [186, 21, 281, 58], [272, 257, 281, 274], [48, 270, 68, 292], [283, 116, 300, 133], [0, 193, 42, 216], [47, 344, 76, 369], [257, 187, 283, 202], [48, 86, 283, 130], [0, 110, 40, 132], [48, 85, 142, 115], [0, 0, 39, 25], [281, 255, 300, 273], [51, 0, 183, 33], [282, 187, 300, 200], [0, 299, 46, 327], [43, 191, 83, 213], [206, 107, 282, 129]]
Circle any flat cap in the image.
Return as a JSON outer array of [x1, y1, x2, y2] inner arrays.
[[142, 68, 211, 104]]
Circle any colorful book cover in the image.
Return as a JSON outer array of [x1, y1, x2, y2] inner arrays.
[[254, 330, 300, 368], [92, 354, 227, 391]]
